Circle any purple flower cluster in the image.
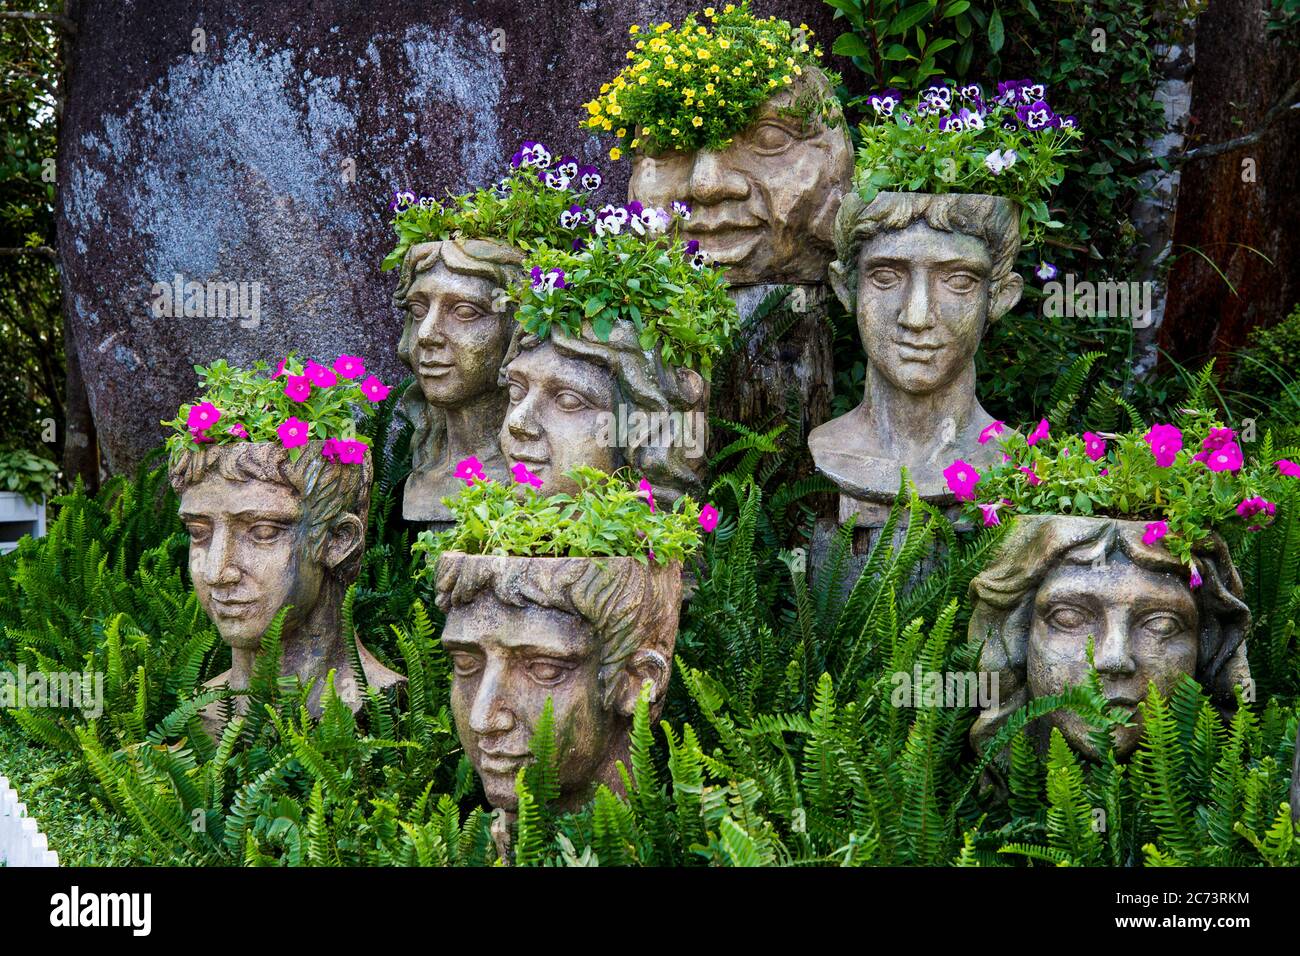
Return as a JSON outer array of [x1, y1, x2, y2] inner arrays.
[[592, 200, 674, 238], [867, 78, 1079, 134], [530, 265, 568, 294]]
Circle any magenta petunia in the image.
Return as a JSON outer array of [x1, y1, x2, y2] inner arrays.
[[1278, 459, 1300, 478], [334, 354, 366, 379], [699, 503, 720, 532], [977, 420, 1005, 445], [337, 439, 368, 464], [1083, 431, 1106, 461], [189, 428, 213, 444], [1189, 566, 1203, 589], [360, 375, 391, 403], [273, 358, 288, 379], [977, 500, 1005, 527], [284, 375, 311, 403], [227, 422, 249, 439], [321, 438, 342, 462], [943, 459, 982, 501], [511, 461, 544, 488], [1237, 496, 1275, 522], [1203, 440, 1243, 473], [304, 360, 338, 389], [1144, 423, 1183, 468], [1026, 419, 1050, 446], [277, 417, 309, 449], [455, 455, 487, 487], [186, 401, 221, 431], [1193, 427, 1236, 463], [1142, 520, 1168, 546], [638, 477, 656, 513], [1018, 466, 1041, 486]]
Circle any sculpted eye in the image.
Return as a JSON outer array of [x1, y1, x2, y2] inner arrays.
[[508, 379, 527, 403], [943, 273, 980, 294], [408, 301, 429, 320], [1046, 605, 1091, 630], [450, 653, 482, 677], [451, 302, 484, 322], [249, 523, 285, 544], [750, 121, 795, 154], [526, 660, 570, 685], [869, 268, 902, 290], [554, 390, 591, 412], [185, 523, 211, 545], [1142, 614, 1185, 638]]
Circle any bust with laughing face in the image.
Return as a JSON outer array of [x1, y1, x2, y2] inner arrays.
[[808, 191, 1024, 503], [395, 239, 521, 522], [627, 68, 852, 286]]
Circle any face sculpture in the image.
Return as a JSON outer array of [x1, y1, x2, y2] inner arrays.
[[808, 191, 1024, 502], [395, 240, 521, 521], [970, 515, 1251, 762], [628, 68, 853, 286], [171, 442, 403, 720], [435, 553, 681, 813], [498, 322, 708, 503]]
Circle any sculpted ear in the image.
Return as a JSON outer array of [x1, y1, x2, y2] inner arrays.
[[828, 259, 855, 313], [989, 271, 1024, 322], [613, 649, 671, 717], [322, 513, 365, 571]]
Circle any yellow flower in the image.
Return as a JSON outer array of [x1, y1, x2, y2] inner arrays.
[[586, 101, 602, 115], [684, 88, 695, 97], [616, 127, 627, 137], [744, 59, 753, 67], [718, 38, 730, 49], [664, 55, 676, 67], [626, 50, 635, 59], [794, 64, 803, 76], [629, 24, 639, 34], [610, 147, 622, 161], [599, 83, 610, 94], [670, 127, 680, 136], [682, 63, 693, 73], [705, 82, 715, 93], [718, 98, 726, 106], [608, 103, 622, 116], [692, 115, 703, 127], [732, 66, 741, 75], [724, 3, 735, 11], [638, 74, 649, 85], [635, 40, 645, 49], [697, 48, 711, 59], [768, 78, 777, 87], [767, 56, 776, 67], [782, 74, 792, 84], [696, 26, 707, 35], [785, 56, 794, 66], [602, 119, 613, 130], [704, 6, 715, 16], [656, 22, 670, 32], [710, 64, 720, 73], [631, 138, 640, 148]]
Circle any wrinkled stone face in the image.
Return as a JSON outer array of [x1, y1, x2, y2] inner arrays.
[[500, 340, 621, 494], [855, 221, 993, 396], [179, 474, 322, 650], [1027, 552, 1200, 758], [402, 261, 512, 407], [628, 76, 852, 285], [442, 593, 615, 812]]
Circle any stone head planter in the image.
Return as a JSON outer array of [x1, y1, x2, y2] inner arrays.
[[394, 238, 524, 522], [627, 67, 853, 287], [808, 190, 1025, 510], [434, 552, 683, 816], [969, 514, 1251, 763], [170, 440, 405, 734], [498, 320, 708, 506]]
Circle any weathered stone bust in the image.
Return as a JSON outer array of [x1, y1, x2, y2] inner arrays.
[[969, 515, 1251, 762], [171, 441, 404, 735], [809, 191, 1025, 504], [395, 239, 523, 522], [627, 67, 853, 286], [498, 321, 708, 504], [435, 553, 682, 815]]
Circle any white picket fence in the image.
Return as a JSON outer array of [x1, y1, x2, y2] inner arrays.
[[0, 776, 59, 867]]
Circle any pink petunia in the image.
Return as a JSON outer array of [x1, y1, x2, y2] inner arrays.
[[273, 358, 288, 379], [1278, 459, 1300, 478], [977, 421, 1005, 445], [360, 375, 391, 403], [304, 360, 338, 389], [1144, 423, 1183, 468], [277, 417, 310, 449], [1083, 432, 1106, 461], [333, 354, 366, 380], [455, 455, 487, 487], [336, 439, 368, 464], [511, 461, 544, 488], [1203, 441, 1243, 473], [1026, 419, 1050, 446], [1099, 468, 1109, 476], [1189, 566, 1203, 589], [227, 422, 249, 439], [1237, 496, 1275, 521], [1193, 427, 1236, 463], [187, 401, 221, 431], [1018, 466, 1041, 486], [1142, 520, 1168, 546], [943, 459, 982, 501], [321, 438, 342, 462], [977, 500, 1005, 527], [189, 428, 213, 444], [699, 504, 720, 532], [638, 477, 656, 513], [284, 375, 311, 402]]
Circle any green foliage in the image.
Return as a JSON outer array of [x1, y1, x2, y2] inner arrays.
[[511, 223, 738, 377], [0, 444, 58, 502], [584, 2, 835, 156], [412, 465, 705, 566]]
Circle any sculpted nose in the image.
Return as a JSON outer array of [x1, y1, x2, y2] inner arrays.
[[201, 525, 240, 587], [1095, 620, 1137, 677], [416, 308, 445, 346], [689, 150, 749, 203], [898, 278, 934, 331], [505, 391, 542, 441], [468, 662, 515, 736]]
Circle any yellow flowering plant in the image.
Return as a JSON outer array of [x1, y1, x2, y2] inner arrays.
[[582, 1, 836, 157]]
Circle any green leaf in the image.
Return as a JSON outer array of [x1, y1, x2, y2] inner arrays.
[[988, 8, 1004, 53], [832, 33, 871, 58]]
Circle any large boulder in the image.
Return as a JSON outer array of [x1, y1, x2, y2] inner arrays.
[[57, 0, 847, 473]]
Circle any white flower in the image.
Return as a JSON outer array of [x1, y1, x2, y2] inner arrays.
[[983, 148, 1018, 175]]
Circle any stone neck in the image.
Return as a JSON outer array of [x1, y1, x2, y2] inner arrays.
[[441, 389, 509, 467], [228, 580, 351, 705], [861, 360, 979, 458]]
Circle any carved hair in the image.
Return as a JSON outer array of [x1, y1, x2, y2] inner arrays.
[[500, 321, 708, 505], [968, 515, 1252, 756], [168, 441, 372, 580], [434, 553, 680, 711], [830, 191, 1021, 315], [394, 239, 524, 474]]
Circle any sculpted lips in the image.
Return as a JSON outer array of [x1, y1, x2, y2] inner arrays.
[[478, 744, 529, 775], [893, 338, 947, 362], [210, 595, 257, 619], [684, 209, 766, 262], [418, 358, 455, 378]]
